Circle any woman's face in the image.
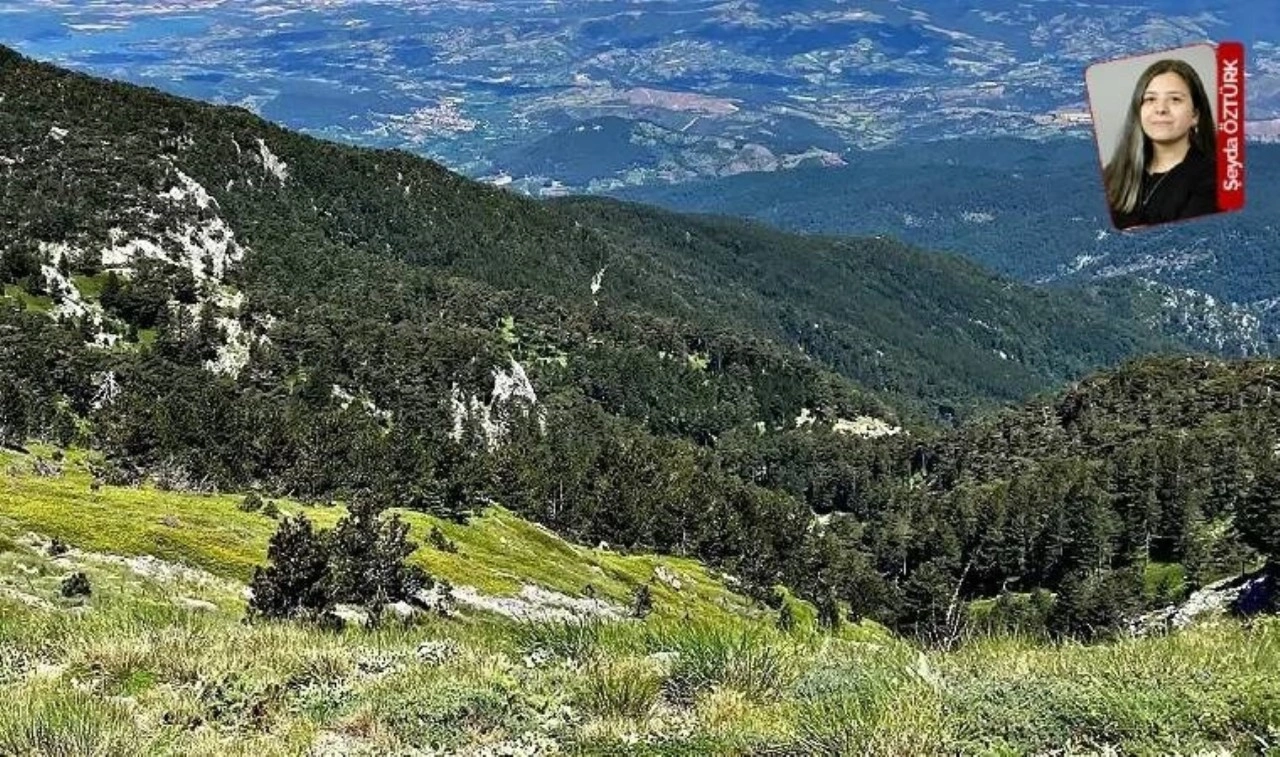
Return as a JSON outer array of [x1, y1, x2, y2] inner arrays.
[[1140, 71, 1199, 146]]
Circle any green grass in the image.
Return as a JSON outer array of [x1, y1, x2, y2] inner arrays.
[[1, 448, 1278, 754], [0, 680, 153, 756], [940, 630, 1280, 754], [1, 284, 53, 313], [0, 447, 758, 620], [71, 273, 111, 300], [1144, 561, 1186, 604], [2, 548, 1270, 757]]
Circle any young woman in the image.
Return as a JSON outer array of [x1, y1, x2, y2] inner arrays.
[[1103, 59, 1218, 230]]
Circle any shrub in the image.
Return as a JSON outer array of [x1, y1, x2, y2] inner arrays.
[[247, 501, 428, 624], [1050, 568, 1144, 640], [777, 601, 796, 632], [247, 516, 332, 620], [816, 590, 842, 631], [428, 525, 458, 553], [60, 572, 91, 598], [238, 492, 264, 512], [632, 583, 654, 619], [970, 589, 1054, 639], [327, 498, 428, 619]]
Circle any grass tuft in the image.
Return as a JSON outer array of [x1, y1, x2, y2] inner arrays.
[[515, 618, 607, 662], [575, 656, 665, 718], [644, 619, 798, 704], [0, 680, 149, 756]]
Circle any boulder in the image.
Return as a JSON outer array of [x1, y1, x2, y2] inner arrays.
[[1130, 564, 1278, 636], [332, 604, 371, 628], [654, 565, 683, 591], [386, 600, 417, 620], [412, 583, 457, 616]]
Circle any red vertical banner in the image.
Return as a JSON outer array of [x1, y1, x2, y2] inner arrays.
[[1216, 41, 1245, 211]]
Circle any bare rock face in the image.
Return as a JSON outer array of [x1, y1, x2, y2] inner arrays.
[[1130, 564, 1278, 636], [416, 582, 626, 623]]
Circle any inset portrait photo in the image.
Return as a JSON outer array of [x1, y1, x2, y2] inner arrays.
[[1086, 43, 1243, 232]]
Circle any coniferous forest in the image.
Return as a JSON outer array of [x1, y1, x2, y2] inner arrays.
[[1, 40, 1278, 654]]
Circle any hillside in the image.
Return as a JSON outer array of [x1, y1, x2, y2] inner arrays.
[[1, 454, 1277, 754], [554, 196, 1177, 415], [0, 446, 756, 624], [615, 138, 1280, 356], [0, 43, 1183, 424], [2, 39, 1280, 756], [2, 43, 1278, 638]]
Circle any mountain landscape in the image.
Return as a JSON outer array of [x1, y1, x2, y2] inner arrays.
[[3, 0, 1277, 191], [1, 18, 1280, 757], [617, 137, 1280, 356], [8, 0, 1273, 371]]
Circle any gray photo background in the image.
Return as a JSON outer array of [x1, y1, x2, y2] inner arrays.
[[1087, 44, 1219, 169]]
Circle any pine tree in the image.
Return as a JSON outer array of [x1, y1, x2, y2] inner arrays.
[[1238, 456, 1280, 562], [901, 559, 957, 644], [327, 495, 428, 620], [1175, 492, 1213, 589], [1062, 474, 1116, 576], [99, 271, 122, 312], [192, 304, 223, 362], [247, 515, 332, 620]]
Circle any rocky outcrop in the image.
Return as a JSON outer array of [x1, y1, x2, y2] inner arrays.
[[1129, 564, 1278, 636]]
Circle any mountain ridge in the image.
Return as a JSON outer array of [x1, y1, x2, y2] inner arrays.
[[1, 43, 1188, 422], [614, 137, 1280, 356]]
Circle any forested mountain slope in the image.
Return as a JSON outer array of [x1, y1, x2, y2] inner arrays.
[[615, 138, 1280, 356], [0, 44, 1182, 423], [2, 46, 1277, 642]]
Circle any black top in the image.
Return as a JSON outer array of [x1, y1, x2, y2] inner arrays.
[[1110, 145, 1219, 230]]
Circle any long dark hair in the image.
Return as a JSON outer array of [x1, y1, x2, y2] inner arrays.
[[1103, 58, 1216, 214]]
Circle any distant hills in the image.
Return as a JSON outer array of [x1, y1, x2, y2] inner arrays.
[[616, 137, 1280, 357], [2, 0, 1275, 189]]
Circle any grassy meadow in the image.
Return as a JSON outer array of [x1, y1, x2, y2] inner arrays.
[[1, 448, 1279, 755]]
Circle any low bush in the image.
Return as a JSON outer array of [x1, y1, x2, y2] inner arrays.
[[60, 572, 91, 598], [247, 500, 429, 625]]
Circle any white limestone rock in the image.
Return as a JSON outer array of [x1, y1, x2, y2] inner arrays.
[[256, 138, 289, 185]]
